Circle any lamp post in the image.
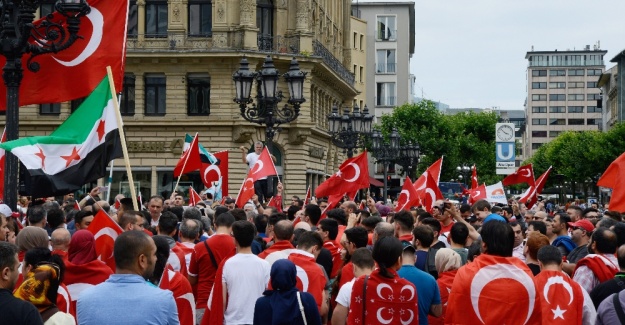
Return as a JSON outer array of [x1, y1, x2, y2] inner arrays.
[[395, 142, 420, 181], [327, 104, 373, 158], [371, 128, 400, 202], [456, 165, 471, 187], [233, 55, 307, 154], [1, 0, 91, 210]]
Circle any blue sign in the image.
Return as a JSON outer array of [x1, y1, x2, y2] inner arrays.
[[496, 142, 515, 162]]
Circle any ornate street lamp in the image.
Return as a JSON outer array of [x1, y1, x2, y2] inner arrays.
[[327, 104, 373, 158], [1, 0, 91, 210], [371, 128, 400, 202], [233, 55, 306, 153], [396, 141, 420, 181], [456, 164, 471, 187]]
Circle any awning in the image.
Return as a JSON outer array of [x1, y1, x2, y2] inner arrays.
[[370, 177, 384, 187]]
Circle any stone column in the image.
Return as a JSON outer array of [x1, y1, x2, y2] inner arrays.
[[237, 0, 258, 49]]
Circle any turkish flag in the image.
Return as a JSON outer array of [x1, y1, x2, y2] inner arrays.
[[57, 283, 74, 316], [64, 259, 113, 318], [234, 177, 256, 208], [73, 200, 80, 210], [395, 177, 420, 212], [519, 167, 552, 209], [429, 269, 457, 325], [413, 157, 444, 191], [114, 197, 121, 210], [303, 186, 311, 205], [598, 152, 625, 212], [467, 184, 487, 204], [315, 151, 370, 198], [159, 265, 196, 325], [174, 133, 202, 177], [203, 257, 232, 325], [534, 270, 584, 325], [0, 0, 128, 109], [502, 164, 536, 187], [249, 146, 279, 181], [288, 251, 328, 311], [416, 173, 443, 212], [471, 165, 478, 189], [87, 209, 123, 271], [188, 187, 202, 206], [201, 150, 229, 197], [446, 254, 542, 324], [317, 193, 345, 224], [267, 195, 283, 212]]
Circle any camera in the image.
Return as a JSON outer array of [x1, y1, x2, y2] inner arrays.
[[439, 202, 452, 211]]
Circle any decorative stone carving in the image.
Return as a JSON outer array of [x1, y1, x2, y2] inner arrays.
[[296, 0, 309, 31], [232, 125, 256, 143], [288, 127, 311, 145], [240, 0, 255, 26], [213, 32, 228, 48], [216, 2, 226, 23], [173, 4, 180, 22]]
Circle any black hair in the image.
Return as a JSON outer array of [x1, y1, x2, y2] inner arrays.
[[450, 222, 469, 246], [412, 225, 434, 248], [351, 247, 375, 270], [481, 220, 514, 257], [417, 211, 433, 223], [119, 198, 133, 211], [46, 207, 65, 229], [168, 206, 184, 222], [593, 227, 618, 255], [119, 211, 139, 230], [225, 198, 236, 205], [360, 216, 383, 229], [215, 212, 236, 228], [158, 211, 179, 235], [420, 217, 441, 234], [344, 226, 369, 249], [182, 208, 202, 221], [27, 205, 46, 225], [273, 220, 294, 241], [327, 208, 347, 226], [467, 238, 482, 262], [74, 210, 94, 226], [618, 245, 625, 270], [230, 208, 247, 221], [613, 223, 625, 247], [459, 204, 472, 214], [528, 221, 547, 236], [287, 205, 301, 221], [296, 231, 323, 250], [304, 204, 322, 225], [557, 213, 572, 231], [232, 220, 255, 248], [114, 230, 152, 271], [372, 236, 402, 279], [254, 214, 268, 234], [268, 212, 287, 226], [537, 245, 563, 266], [393, 211, 414, 232], [214, 206, 229, 219], [318, 218, 339, 240], [24, 247, 52, 268], [151, 235, 171, 284]]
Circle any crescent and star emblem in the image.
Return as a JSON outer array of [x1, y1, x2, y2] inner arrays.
[[520, 168, 532, 178], [343, 162, 361, 183], [203, 164, 221, 185], [251, 161, 264, 174], [54, 8, 104, 67]]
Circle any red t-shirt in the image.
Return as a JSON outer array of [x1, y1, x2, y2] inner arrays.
[[440, 220, 454, 238], [338, 262, 354, 288], [288, 251, 328, 311], [188, 234, 235, 308], [258, 240, 294, 259], [323, 240, 343, 279]]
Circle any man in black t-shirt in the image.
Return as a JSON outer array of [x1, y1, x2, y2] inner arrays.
[[0, 242, 43, 325]]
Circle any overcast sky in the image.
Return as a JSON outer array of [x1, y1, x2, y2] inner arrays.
[[405, 0, 625, 110]]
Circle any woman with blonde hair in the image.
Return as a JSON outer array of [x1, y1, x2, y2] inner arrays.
[[429, 248, 462, 325]]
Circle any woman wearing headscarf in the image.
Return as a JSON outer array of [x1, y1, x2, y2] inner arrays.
[[14, 261, 75, 324], [253, 259, 321, 325], [64, 230, 113, 318], [429, 248, 462, 325], [15, 226, 50, 288], [347, 236, 419, 325]]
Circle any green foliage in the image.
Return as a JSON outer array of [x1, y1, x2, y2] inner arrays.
[[379, 100, 500, 184]]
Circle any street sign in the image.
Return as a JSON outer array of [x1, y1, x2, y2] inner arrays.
[[495, 142, 515, 162], [495, 123, 516, 175]]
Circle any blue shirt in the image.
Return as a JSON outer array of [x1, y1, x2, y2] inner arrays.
[[398, 265, 441, 325], [77, 274, 179, 325]]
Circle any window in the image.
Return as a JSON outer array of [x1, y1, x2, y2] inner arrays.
[[376, 82, 396, 106], [145, 74, 166, 115], [568, 119, 584, 125], [568, 82, 584, 88], [353, 32, 357, 49], [257, 0, 273, 38], [532, 118, 547, 125], [587, 94, 601, 100], [127, 1, 137, 36], [549, 69, 565, 76], [121, 74, 136, 116], [360, 35, 364, 50], [146, 0, 168, 37], [587, 106, 601, 113], [549, 131, 561, 137], [189, 0, 212, 36], [587, 119, 601, 125], [587, 69, 602, 76], [587, 81, 598, 88], [568, 69, 584, 76], [187, 75, 211, 115], [568, 94, 584, 101], [532, 131, 547, 137], [568, 106, 583, 113], [359, 66, 363, 83], [532, 70, 547, 77], [549, 106, 565, 113], [549, 82, 566, 89], [532, 94, 547, 101], [532, 143, 543, 150], [549, 118, 565, 125], [532, 82, 547, 89], [376, 16, 396, 41], [70, 97, 86, 113], [532, 106, 546, 113], [39, 103, 60, 115], [549, 94, 566, 101], [376, 49, 396, 73]]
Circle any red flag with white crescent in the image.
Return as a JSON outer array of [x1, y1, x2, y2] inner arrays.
[[467, 184, 487, 205], [64, 258, 113, 318], [502, 164, 536, 187], [416, 173, 443, 213], [174, 133, 202, 177], [395, 177, 420, 212], [446, 254, 542, 324], [188, 187, 202, 206], [315, 151, 370, 198], [87, 209, 123, 271], [201, 150, 229, 197], [413, 157, 444, 191], [533, 270, 584, 325], [471, 164, 478, 189], [267, 195, 283, 212], [303, 186, 311, 205], [159, 264, 196, 325], [519, 167, 552, 209], [317, 193, 344, 225]]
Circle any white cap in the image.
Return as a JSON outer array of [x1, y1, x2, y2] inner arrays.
[[0, 204, 12, 217]]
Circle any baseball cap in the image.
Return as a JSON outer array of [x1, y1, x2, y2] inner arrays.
[[0, 204, 12, 217], [401, 240, 416, 253], [567, 219, 595, 232]]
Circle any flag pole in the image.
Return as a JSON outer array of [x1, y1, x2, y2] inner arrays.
[[172, 132, 198, 194], [106, 66, 138, 211]]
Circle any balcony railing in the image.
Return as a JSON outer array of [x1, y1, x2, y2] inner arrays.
[[257, 34, 300, 54], [376, 29, 397, 41], [375, 96, 396, 107], [313, 40, 355, 86], [376, 63, 396, 74]]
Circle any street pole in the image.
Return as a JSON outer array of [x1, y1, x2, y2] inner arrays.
[[3, 57, 21, 210], [382, 162, 388, 204]]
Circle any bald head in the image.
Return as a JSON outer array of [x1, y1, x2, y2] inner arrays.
[[93, 200, 110, 213], [274, 220, 294, 241], [51, 228, 71, 252], [373, 221, 394, 245]]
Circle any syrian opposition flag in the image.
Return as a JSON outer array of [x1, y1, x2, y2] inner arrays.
[[0, 76, 122, 198], [235, 146, 278, 208], [189, 187, 202, 206], [174, 133, 202, 177], [395, 177, 419, 212], [87, 209, 123, 271], [414, 157, 444, 191], [315, 151, 370, 198], [184, 133, 218, 164], [201, 150, 228, 197], [0, 0, 128, 109], [159, 264, 196, 325], [502, 164, 535, 187]]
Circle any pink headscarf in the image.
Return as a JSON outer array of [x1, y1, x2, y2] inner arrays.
[[68, 230, 98, 265]]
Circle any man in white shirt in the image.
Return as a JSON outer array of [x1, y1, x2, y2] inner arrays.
[[331, 248, 375, 325], [240, 141, 275, 204]]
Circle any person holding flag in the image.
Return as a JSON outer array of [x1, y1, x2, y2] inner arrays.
[[240, 142, 276, 204]]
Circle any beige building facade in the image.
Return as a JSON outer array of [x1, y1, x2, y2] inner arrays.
[[13, 0, 367, 202]]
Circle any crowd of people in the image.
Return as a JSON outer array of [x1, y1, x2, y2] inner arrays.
[[1, 185, 625, 325]]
